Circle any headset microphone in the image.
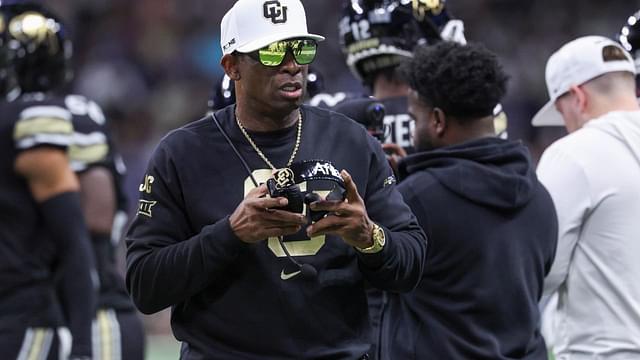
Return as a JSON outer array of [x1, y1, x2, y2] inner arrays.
[[277, 235, 318, 280]]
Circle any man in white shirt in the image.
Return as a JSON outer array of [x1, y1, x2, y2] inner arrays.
[[533, 35, 640, 359]]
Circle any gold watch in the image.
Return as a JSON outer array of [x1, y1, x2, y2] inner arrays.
[[356, 223, 386, 254]]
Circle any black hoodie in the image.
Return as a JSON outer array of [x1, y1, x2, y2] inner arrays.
[[382, 137, 557, 359]]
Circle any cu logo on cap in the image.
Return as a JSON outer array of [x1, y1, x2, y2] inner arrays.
[[263, 0, 288, 24]]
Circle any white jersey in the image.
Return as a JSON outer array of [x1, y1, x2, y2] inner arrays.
[[537, 110, 640, 359]]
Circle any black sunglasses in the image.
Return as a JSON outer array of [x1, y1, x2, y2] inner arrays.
[[243, 38, 318, 67]]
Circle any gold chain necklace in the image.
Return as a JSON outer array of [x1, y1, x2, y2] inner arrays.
[[235, 110, 302, 169]]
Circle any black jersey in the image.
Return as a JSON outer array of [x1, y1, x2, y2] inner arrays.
[[310, 93, 414, 153], [0, 96, 74, 331], [62, 94, 132, 311], [379, 96, 413, 152], [126, 105, 427, 359]]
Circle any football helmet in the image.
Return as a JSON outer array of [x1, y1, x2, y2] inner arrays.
[[0, 2, 72, 99], [339, 0, 458, 83]]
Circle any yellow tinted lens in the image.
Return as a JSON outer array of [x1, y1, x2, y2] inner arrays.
[[291, 39, 317, 65], [258, 41, 287, 66], [257, 39, 317, 66]]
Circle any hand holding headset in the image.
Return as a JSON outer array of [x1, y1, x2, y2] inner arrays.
[[210, 112, 347, 280]]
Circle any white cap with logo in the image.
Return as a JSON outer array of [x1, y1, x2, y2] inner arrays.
[[531, 35, 637, 126], [220, 0, 325, 55]]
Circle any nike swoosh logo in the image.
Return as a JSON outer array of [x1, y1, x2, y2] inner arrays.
[[280, 269, 302, 280]]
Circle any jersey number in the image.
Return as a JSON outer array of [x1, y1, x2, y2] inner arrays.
[[65, 95, 106, 125], [351, 20, 371, 41]]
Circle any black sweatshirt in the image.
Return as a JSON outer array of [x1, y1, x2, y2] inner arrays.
[[382, 137, 557, 360], [125, 104, 426, 359]]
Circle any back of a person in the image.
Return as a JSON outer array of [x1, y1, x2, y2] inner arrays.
[[65, 93, 135, 312], [0, 98, 67, 334], [386, 138, 557, 359], [542, 110, 640, 357]]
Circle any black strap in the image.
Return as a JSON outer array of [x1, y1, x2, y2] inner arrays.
[[209, 112, 259, 187], [289, 159, 345, 187]]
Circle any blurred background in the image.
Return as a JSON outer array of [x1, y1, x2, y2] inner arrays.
[[38, 0, 640, 358]]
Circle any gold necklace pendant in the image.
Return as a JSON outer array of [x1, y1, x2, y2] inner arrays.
[[235, 110, 302, 170]]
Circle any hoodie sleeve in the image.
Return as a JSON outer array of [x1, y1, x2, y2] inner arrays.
[[125, 139, 248, 314], [356, 136, 427, 293], [537, 144, 592, 298]]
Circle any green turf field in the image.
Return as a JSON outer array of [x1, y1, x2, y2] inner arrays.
[[146, 335, 180, 360], [144, 335, 557, 359]]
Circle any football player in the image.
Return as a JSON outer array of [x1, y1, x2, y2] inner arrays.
[[312, 0, 507, 154], [312, 0, 453, 151], [0, 3, 96, 359], [1, 2, 144, 359]]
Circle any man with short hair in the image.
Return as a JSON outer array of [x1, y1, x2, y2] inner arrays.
[[533, 35, 640, 359], [330, 5, 469, 358], [125, 0, 427, 359], [383, 41, 557, 359]]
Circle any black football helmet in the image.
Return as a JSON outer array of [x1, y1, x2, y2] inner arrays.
[[0, 2, 72, 99], [339, 0, 450, 84], [405, 0, 466, 45]]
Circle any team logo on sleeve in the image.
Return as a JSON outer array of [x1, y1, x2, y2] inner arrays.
[[139, 175, 154, 194], [137, 200, 157, 218]]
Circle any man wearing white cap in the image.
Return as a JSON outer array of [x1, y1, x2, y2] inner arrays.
[[533, 35, 640, 359], [125, 0, 427, 359]]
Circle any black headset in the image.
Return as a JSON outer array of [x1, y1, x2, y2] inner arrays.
[[209, 111, 346, 280]]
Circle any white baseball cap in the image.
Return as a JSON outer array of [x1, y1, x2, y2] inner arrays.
[[220, 0, 325, 55], [531, 36, 636, 126]]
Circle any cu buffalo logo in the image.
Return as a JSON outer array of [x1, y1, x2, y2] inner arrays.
[[274, 168, 295, 189], [263, 0, 288, 24]]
